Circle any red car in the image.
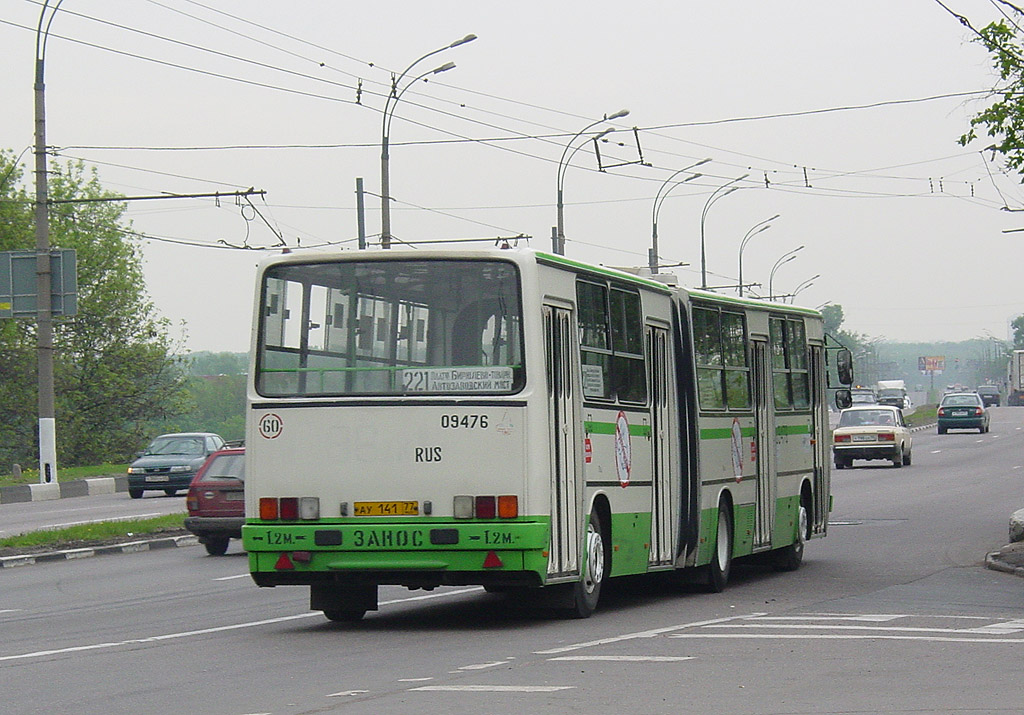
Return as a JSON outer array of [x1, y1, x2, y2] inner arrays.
[[184, 446, 245, 556]]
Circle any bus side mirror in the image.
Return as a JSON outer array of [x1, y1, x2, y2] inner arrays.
[[836, 349, 853, 386], [835, 388, 852, 410]]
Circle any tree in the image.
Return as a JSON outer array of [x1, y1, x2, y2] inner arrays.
[[821, 304, 845, 335], [1012, 315, 1024, 347], [947, 3, 1024, 177], [0, 150, 189, 468]]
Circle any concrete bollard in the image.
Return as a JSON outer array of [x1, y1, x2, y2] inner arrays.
[[12, 464, 21, 479], [1010, 508, 1024, 543]]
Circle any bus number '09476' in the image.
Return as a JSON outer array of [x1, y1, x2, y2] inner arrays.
[[441, 414, 489, 429]]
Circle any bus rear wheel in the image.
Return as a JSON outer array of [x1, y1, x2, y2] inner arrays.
[[565, 511, 606, 619], [773, 499, 808, 572], [705, 502, 733, 593]]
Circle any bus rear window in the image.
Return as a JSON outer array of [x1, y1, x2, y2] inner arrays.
[[256, 259, 524, 397]]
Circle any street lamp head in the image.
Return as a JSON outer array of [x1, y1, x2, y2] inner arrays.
[[605, 108, 630, 121], [594, 127, 615, 141], [432, 61, 456, 74], [450, 34, 478, 48]]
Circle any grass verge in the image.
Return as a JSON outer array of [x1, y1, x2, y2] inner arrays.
[[0, 463, 128, 489], [905, 405, 937, 428], [0, 513, 187, 556]]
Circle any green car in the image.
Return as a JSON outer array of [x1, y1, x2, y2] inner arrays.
[[937, 392, 990, 434]]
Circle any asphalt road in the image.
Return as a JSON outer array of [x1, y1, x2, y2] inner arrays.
[[2, 408, 1023, 714], [0, 490, 186, 539]]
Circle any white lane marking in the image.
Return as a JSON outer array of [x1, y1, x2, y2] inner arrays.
[[458, 660, 511, 670], [930, 450, 942, 454], [748, 614, 903, 622], [34, 513, 165, 530], [1015, 466, 1023, 470], [550, 655, 695, 662], [0, 609, 24, 614], [670, 633, 1024, 644], [213, 574, 250, 581], [327, 690, 368, 697], [398, 678, 434, 682], [534, 613, 763, 655], [413, 685, 573, 693], [711, 623, 1008, 634], [807, 612, 989, 621], [0, 587, 481, 663], [964, 619, 1024, 635]]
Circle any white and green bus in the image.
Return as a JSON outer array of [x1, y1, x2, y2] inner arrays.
[[242, 248, 852, 620]]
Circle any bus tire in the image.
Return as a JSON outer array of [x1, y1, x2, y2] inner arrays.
[[566, 511, 607, 619], [773, 499, 808, 572], [705, 501, 733, 593]]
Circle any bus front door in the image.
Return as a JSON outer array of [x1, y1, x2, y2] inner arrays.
[[752, 339, 776, 549], [647, 324, 674, 567], [544, 305, 581, 578]]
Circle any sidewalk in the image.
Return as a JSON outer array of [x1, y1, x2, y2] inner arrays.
[[987, 508, 1024, 578], [0, 533, 197, 568], [0, 475, 128, 504]]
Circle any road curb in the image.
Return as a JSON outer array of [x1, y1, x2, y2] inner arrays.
[[0, 534, 198, 569], [0, 476, 128, 504], [985, 541, 1024, 579]]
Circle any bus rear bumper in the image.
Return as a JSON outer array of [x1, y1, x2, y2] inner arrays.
[[243, 520, 550, 590]]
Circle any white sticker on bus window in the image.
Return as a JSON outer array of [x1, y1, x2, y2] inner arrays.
[[581, 364, 604, 397], [614, 411, 631, 487], [402, 366, 514, 393]]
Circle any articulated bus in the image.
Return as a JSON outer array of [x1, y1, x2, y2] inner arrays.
[[242, 248, 853, 620]]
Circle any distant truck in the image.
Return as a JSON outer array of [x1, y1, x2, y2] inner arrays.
[[876, 379, 909, 409], [1009, 350, 1024, 406]]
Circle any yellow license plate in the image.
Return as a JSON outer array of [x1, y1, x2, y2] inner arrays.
[[353, 501, 419, 516]]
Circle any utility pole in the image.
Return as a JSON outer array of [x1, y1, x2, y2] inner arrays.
[[33, 0, 61, 484], [355, 178, 366, 250]]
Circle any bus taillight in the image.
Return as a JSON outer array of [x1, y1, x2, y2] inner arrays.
[[260, 497, 279, 520], [475, 496, 496, 518], [498, 495, 518, 518], [280, 498, 299, 520], [454, 495, 519, 519], [259, 497, 320, 520]]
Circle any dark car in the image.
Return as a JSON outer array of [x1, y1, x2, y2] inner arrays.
[[850, 389, 877, 405], [976, 385, 1001, 407], [127, 432, 225, 498], [937, 392, 990, 434], [184, 447, 245, 556]]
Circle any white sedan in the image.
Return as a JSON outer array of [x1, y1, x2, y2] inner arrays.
[[832, 405, 912, 469]]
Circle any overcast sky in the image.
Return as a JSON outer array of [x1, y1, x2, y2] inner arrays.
[[2, 0, 1021, 353]]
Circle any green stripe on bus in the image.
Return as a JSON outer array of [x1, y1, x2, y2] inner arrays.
[[776, 424, 811, 435], [584, 421, 652, 437], [699, 427, 756, 439]]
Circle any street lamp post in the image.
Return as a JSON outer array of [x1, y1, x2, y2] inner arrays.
[[380, 34, 476, 249], [555, 109, 629, 255], [650, 158, 710, 273], [789, 273, 821, 303], [737, 214, 779, 297], [699, 175, 749, 289], [33, 0, 63, 484], [768, 245, 804, 300]]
